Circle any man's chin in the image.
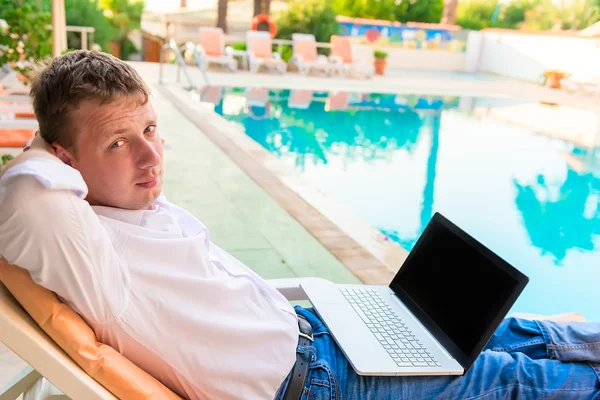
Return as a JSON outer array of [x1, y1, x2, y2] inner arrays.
[[120, 187, 162, 210], [139, 187, 162, 209]]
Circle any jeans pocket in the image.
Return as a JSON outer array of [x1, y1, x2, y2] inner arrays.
[[302, 360, 340, 400]]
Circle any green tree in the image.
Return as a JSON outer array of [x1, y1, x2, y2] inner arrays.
[[275, 0, 339, 43], [100, 0, 144, 59], [254, 0, 272, 16], [333, 0, 443, 22], [519, 2, 555, 30], [456, 0, 499, 30], [217, 0, 228, 32], [41, 0, 117, 50], [395, 0, 444, 22], [0, 0, 52, 78], [441, 0, 460, 24], [499, 0, 545, 28], [66, 0, 117, 50], [457, 0, 599, 31], [552, 0, 599, 29]]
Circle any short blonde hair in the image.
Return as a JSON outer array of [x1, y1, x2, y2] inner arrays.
[[29, 50, 150, 150]]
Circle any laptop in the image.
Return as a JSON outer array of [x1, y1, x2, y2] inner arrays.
[[300, 212, 529, 376]]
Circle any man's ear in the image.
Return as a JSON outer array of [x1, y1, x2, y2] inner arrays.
[[52, 142, 75, 167]]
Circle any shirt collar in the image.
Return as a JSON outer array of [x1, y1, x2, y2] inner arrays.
[[0, 155, 88, 198]]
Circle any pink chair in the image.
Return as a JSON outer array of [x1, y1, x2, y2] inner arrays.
[[246, 31, 287, 74], [288, 90, 313, 109], [291, 34, 332, 76], [325, 92, 350, 111], [330, 36, 374, 79], [198, 27, 238, 71]]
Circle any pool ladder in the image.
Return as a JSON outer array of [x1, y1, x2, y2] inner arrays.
[[159, 39, 210, 90]]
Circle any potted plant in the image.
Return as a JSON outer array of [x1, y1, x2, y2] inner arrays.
[[373, 49, 388, 76], [543, 69, 571, 89]]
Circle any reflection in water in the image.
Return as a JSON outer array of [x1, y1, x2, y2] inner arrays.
[[514, 169, 600, 264], [215, 89, 440, 171], [206, 86, 600, 268], [380, 114, 441, 251]]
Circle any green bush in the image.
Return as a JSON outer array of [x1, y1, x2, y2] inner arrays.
[[332, 0, 443, 23], [0, 0, 52, 79], [275, 0, 339, 44], [280, 44, 293, 62], [64, 0, 118, 50], [232, 42, 247, 51], [456, 0, 599, 31], [395, 0, 444, 23], [456, 0, 500, 30], [100, 0, 145, 59], [0, 154, 14, 174]]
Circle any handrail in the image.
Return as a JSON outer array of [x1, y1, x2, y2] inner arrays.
[[159, 39, 195, 90], [179, 42, 210, 87]]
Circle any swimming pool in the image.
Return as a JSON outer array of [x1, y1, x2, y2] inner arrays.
[[201, 86, 600, 322]]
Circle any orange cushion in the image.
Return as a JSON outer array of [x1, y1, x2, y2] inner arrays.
[[249, 37, 272, 58], [0, 261, 182, 400], [15, 112, 36, 119], [200, 31, 224, 57], [0, 129, 36, 148], [331, 35, 353, 64], [294, 40, 318, 62]]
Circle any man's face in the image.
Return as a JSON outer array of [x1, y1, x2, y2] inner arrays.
[[58, 97, 163, 210]]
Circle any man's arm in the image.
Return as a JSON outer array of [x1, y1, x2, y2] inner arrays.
[[0, 151, 130, 323]]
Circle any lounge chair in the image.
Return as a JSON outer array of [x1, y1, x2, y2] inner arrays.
[[246, 87, 269, 107], [329, 36, 374, 79], [0, 260, 328, 399], [0, 84, 29, 97], [288, 90, 313, 109], [0, 103, 36, 119], [198, 85, 224, 106], [291, 34, 332, 76], [325, 92, 351, 111], [0, 102, 37, 149], [0, 259, 590, 399], [246, 31, 287, 74], [197, 27, 238, 72]]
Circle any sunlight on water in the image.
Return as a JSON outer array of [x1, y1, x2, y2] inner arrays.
[[200, 86, 600, 322]]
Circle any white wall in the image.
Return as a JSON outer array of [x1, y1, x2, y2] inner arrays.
[[353, 44, 467, 71], [477, 30, 600, 83]]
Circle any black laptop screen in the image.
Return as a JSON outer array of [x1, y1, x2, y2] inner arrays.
[[390, 213, 528, 371]]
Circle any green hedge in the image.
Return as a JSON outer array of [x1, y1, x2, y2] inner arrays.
[[275, 0, 339, 43]]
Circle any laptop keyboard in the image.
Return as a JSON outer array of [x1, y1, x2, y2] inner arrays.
[[340, 287, 441, 368]]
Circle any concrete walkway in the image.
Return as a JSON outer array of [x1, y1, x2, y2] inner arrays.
[[141, 62, 600, 111], [149, 78, 361, 284]]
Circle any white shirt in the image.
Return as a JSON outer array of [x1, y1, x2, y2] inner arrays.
[[0, 151, 299, 400]]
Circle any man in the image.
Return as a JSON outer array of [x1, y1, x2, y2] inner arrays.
[[0, 50, 598, 400]]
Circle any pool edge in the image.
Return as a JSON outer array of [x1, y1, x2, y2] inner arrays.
[[157, 84, 410, 285]]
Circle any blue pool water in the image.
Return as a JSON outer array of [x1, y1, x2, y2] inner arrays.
[[202, 87, 600, 322]]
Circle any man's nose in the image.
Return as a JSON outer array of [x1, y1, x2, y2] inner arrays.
[[136, 139, 161, 170]]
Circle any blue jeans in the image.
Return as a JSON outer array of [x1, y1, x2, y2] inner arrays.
[[275, 306, 600, 400]]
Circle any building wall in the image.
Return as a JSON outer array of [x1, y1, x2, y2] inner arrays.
[[353, 45, 467, 71], [477, 30, 600, 83]]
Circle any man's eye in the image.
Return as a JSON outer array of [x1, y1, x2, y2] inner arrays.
[[145, 125, 156, 134], [110, 140, 125, 149]]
